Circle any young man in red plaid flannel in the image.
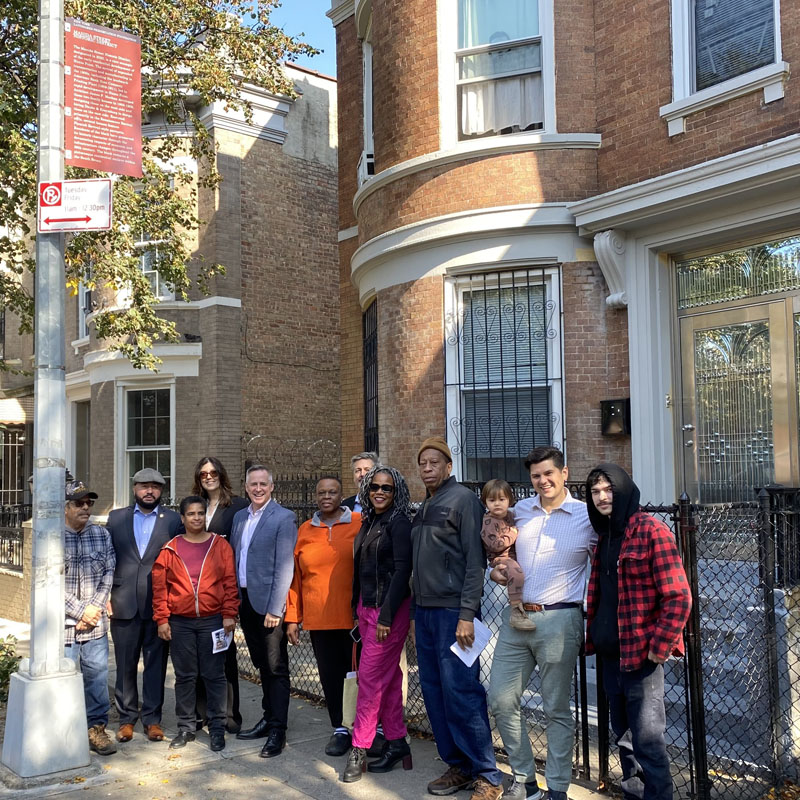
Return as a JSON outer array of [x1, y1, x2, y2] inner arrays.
[[585, 464, 691, 800]]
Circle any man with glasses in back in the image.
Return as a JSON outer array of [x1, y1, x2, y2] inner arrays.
[[64, 480, 117, 756]]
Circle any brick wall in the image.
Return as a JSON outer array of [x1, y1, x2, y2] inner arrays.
[[554, 0, 598, 133], [595, 0, 800, 192], [233, 130, 341, 463], [357, 149, 598, 243], [338, 236, 364, 479], [373, 275, 446, 501], [372, 0, 440, 171], [561, 261, 631, 480], [334, 19, 362, 231]]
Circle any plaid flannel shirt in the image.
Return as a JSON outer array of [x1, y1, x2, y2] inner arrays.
[[64, 522, 116, 645], [586, 511, 691, 671]]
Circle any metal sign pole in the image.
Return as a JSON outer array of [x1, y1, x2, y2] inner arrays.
[[1, 0, 89, 777]]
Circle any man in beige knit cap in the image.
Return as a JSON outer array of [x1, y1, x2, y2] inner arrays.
[[410, 436, 503, 800]]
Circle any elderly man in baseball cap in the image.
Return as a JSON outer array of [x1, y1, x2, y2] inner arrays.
[[107, 469, 182, 743], [64, 479, 117, 755]]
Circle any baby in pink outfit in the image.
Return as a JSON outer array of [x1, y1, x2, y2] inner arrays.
[[480, 479, 535, 631]]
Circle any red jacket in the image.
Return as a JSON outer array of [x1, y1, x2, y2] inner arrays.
[[152, 534, 239, 625], [586, 512, 691, 671]]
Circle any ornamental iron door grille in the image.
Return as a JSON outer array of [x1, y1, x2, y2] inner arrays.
[[445, 268, 563, 483]]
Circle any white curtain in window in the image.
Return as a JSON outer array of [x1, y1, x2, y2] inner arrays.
[[459, 0, 539, 48], [461, 73, 543, 136]]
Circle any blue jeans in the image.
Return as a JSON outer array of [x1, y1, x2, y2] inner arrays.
[[488, 605, 583, 792], [65, 634, 110, 728], [415, 607, 502, 786], [602, 658, 672, 800]]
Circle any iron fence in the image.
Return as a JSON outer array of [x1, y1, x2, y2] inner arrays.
[[0, 504, 28, 572], [230, 480, 800, 800]]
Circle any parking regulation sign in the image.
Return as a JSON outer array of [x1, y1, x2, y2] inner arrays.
[[38, 178, 112, 233]]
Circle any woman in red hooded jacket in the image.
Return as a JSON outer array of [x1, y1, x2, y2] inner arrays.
[[152, 495, 239, 752]]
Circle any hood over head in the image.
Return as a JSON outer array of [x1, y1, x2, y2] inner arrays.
[[585, 463, 640, 537]]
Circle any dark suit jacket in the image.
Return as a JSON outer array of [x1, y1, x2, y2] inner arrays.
[[207, 496, 249, 540], [108, 504, 183, 620], [342, 495, 358, 511], [230, 501, 298, 618]]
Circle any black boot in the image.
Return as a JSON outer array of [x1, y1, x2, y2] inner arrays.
[[367, 737, 412, 773], [342, 746, 367, 782]]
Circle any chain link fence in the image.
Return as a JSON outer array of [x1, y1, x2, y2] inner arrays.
[[229, 479, 800, 799]]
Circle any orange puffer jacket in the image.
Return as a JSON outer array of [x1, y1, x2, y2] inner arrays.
[[152, 534, 239, 625]]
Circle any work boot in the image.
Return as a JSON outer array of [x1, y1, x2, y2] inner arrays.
[[88, 724, 117, 755], [428, 765, 473, 795]]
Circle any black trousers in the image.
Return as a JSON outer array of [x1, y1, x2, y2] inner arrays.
[[170, 614, 227, 734], [239, 589, 290, 731], [110, 612, 169, 726], [196, 638, 242, 730], [310, 629, 355, 729]]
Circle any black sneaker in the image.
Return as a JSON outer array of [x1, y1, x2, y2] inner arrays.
[[502, 780, 543, 800]]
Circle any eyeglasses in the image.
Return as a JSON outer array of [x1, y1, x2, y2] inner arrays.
[[199, 470, 219, 480], [71, 499, 95, 509], [368, 483, 395, 494]]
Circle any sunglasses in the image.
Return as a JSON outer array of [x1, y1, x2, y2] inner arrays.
[[71, 499, 95, 509], [368, 483, 395, 494], [199, 470, 219, 480]]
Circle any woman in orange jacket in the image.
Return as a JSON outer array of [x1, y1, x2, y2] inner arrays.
[[285, 476, 362, 757], [152, 495, 238, 752]]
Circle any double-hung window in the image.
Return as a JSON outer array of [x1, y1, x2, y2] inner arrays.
[[445, 269, 563, 483], [125, 387, 173, 499], [694, 0, 776, 90], [134, 231, 174, 301], [456, 0, 543, 139], [662, 0, 785, 135]]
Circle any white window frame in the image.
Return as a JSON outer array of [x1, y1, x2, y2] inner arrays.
[[115, 380, 176, 506], [134, 229, 175, 302], [661, 0, 788, 136], [357, 28, 376, 187], [444, 268, 564, 482], [437, 0, 557, 151], [77, 280, 91, 341]]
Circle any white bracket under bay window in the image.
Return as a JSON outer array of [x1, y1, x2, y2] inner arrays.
[[661, 0, 787, 136], [444, 268, 564, 484]]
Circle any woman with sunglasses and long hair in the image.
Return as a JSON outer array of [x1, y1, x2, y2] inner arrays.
[[342, 465, 414, 782], [192, 456, 248, 733]]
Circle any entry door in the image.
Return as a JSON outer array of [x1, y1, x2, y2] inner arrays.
[[679, 300, 799, 503]]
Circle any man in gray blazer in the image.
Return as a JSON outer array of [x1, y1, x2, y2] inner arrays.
[[108, 468, 182, 743], [231, 464, 298, 758]]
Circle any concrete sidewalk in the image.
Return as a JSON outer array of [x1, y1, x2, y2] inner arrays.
[[0, 620, 604, 800]]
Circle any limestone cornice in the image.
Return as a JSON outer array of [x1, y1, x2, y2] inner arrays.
[[352, 133, 602, 217], [569, 134, 800, 234], [327, 0, 355, 26]]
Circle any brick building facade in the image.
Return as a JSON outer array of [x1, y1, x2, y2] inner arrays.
[[329, 0, 800, 504], [0, 65, 339, 514]]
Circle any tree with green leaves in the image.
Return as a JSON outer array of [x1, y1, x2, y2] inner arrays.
[[0, 0, 316, 369]]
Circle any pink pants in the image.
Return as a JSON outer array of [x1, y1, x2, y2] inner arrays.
[[351, 596, 411, 748]]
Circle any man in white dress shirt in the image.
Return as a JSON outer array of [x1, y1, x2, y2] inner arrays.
[[488, 446, 597, 800]]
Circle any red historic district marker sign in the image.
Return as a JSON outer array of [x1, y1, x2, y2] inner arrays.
[[38, 179, 112, 233], [64, 18, 142, 177]]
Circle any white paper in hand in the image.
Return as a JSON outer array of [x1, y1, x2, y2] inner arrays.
[[211, 628, 233, 653], [449, 618, 492, 667]]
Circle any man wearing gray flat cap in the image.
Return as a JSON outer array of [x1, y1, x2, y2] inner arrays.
[[108, 468, 182, 743]]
